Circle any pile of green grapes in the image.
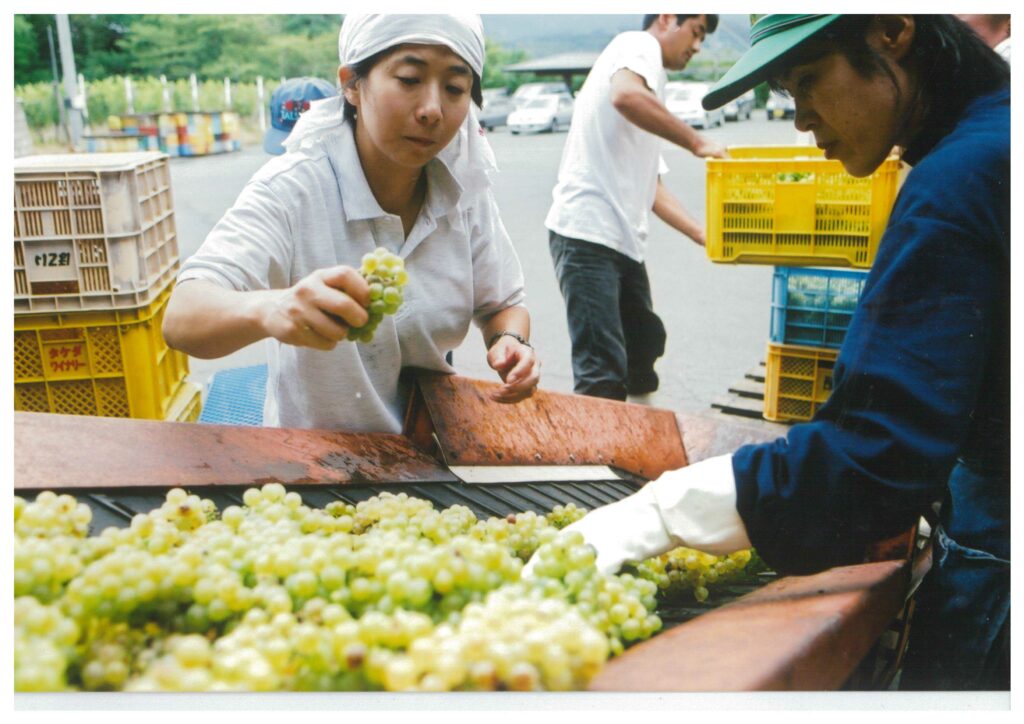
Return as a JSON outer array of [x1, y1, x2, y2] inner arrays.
[[347, 247, 408, 344], [14, 486, 761, 692]]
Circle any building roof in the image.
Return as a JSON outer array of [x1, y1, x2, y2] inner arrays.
[[502, 52, 601, 75]]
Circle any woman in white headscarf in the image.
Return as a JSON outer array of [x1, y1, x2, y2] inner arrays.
[[164, 15, 539, 433]]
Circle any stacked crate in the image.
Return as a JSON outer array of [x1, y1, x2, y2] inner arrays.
[[705, 146, 899, 422], [83, 112, 242, 157], [13, 151, 200, 422], [763, 267, 868, 421]]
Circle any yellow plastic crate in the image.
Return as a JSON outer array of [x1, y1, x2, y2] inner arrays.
[[14, 284, 189, 419], [763, 342, 838, 423], [165, 380, 203, 422], [706, 146, 900, 268]]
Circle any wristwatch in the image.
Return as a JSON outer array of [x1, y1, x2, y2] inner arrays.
[[487, 331, 532, 350]]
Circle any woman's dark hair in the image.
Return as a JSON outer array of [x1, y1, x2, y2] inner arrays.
[[767, 15, 1009, 155], [342, 46, 484, 124], [642, 14, 719, 33]]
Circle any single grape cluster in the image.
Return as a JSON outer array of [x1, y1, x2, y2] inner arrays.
[[347, 247, 408, 344], [14, 596, 79, 692], [632, 547, 762, 603]]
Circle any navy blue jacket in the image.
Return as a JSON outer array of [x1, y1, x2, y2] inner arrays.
[[733, 86, 1010, 574]]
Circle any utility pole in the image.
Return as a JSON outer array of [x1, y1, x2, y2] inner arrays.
[[55, 14, 84, 148], [257, 76, 266, 131], [78, 73, 89, 122], [125, 76, 135, 115], [46, 25, 68, 144], [161, 75, 172, 113]]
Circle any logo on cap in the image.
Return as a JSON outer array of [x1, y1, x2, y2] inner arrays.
[[280, 99, 312, 124]]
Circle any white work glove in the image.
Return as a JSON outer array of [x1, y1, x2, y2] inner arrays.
[[523, 454, 751, 577]]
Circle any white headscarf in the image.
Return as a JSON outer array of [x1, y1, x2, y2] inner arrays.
[[284, 14, 497, 189]]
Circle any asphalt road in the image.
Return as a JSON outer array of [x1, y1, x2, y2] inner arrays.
[[169, 114, 804, 416]]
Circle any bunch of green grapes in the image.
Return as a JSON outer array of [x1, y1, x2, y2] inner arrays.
[[526, 530, 661, 655], [348, 247, 408, 343], [14, 596, 80, 692], [776, 171, 815, 183], [546, 502, 586, 529], [15, 493, 98, 605], [15, 491, 92, 539], [469, 510, 558, 562], [15, 535, 85, 603], [632, 547, 761, 602], [59, 489, 221, 626], [373, 583, 609, 691], [72, 619, 165, 691]]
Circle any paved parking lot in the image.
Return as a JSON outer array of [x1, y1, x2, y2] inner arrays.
[[170, 115, 803, 416]]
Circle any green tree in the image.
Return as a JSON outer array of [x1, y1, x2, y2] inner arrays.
[[277, 15, 341, 38], [482, 38, 527, 91], [15, 14, 142, 84], [15, 15, 58, 85], [209, 31, 340, 82], [71, 15, 139, 79], [14, 16, 39, 82]]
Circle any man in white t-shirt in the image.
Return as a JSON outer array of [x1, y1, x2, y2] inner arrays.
[[545, 14, 726, 401], [957, 15, 1011, 63]]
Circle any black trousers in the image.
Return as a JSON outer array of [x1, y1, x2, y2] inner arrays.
[[549, 231, 666, 401]]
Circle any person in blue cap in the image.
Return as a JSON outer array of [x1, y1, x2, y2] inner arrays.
[[263, 77, 338, 155], [526, 15, 1009, 691]]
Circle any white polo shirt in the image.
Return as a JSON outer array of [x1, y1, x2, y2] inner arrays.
[[545, 31, 668, 263], [178, 123, 526, 433]]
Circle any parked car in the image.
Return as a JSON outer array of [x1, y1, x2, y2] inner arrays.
[[479, 89, 514, 131], [766, 91, 796, 121], [507, 94, 574, 134], [664, 82, 723, 129], [723, 89, 756, 121], [511, 82, 573, 109]]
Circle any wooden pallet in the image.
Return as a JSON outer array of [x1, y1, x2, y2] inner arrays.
[[710, 362, 782, 423]]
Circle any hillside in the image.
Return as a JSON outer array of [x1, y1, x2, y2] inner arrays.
[[482, 14, 751, 58]]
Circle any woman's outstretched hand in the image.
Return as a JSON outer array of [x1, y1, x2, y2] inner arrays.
[[487, 336, 541, 403]]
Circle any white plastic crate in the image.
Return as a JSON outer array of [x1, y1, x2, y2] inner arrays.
[[14, 152, 179, 312]]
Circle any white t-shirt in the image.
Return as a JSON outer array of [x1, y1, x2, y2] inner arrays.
[[545, 31, 668, 263], [994, 36, 1011, 62], [177, 123, 526, 433]]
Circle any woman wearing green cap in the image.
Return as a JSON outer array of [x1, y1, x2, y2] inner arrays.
[[525, 15, 1009, 690]]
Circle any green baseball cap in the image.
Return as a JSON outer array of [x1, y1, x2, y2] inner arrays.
[[702, 14, 842, 110]]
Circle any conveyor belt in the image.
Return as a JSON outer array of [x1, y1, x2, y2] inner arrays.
[[71, 478, 646, 534], [73, 481, 775, 638], [654, 575, 779, 630], [71, 480, 775, 630]]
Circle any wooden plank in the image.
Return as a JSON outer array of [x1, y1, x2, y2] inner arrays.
[[675, 411, 785, 464], [745, 363, 767, 383], [711, 393, 767, 419], [589, 559, 913, 691], [727, 378, 765, 399], [14, 412, 457, 491], [415, 371, 687, 481]]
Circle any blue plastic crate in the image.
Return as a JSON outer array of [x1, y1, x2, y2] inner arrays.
[[198, 364, 267, 426], [770, 267, 869, 349]]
